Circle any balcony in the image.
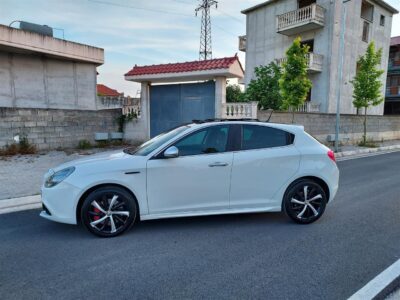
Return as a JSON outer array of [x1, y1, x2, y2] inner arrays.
[[388, 59, 400, 72], [276, 4, 325, 36], [276, 53, 323, 73], [386, 86, 400, 98], [222, 102, 258, 119], [238, 35, 246, 52]]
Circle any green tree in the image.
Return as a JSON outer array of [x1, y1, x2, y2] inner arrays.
[[279, 37, 312, 123], [226, 84, 245, 103], [244, 62, 282, 110], [351, 41, 384, 146]]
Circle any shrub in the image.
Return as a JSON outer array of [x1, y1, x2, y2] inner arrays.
[[78, 140, 92, 150], [0, 136, 37, 156]]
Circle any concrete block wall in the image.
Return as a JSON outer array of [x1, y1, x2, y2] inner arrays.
[[258, 110, 400, 144], [0, 108, 120, 150]]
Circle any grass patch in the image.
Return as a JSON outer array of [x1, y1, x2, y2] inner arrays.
[[358, 141, 378, 148]]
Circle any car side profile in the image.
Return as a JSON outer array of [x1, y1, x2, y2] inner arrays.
[[40, 120, 339, 237]]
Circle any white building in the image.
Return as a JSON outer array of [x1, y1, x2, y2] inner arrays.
[[241, 0, 398, 115]]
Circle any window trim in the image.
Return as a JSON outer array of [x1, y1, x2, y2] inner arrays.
[[151, 124, 235, 159], [380, 14, 385, 26], [237, 124, 296, 152]]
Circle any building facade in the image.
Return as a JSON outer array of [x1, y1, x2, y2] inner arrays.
[[0, 24, 103, 110], [241, 0, 398, 115], [0, 24, 121, 150], [385, 36, 400, 114]]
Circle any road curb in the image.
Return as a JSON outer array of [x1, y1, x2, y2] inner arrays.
[[348, 259, 400, 300], [336, 145, 400, 158], [0, 195, 41, 215]]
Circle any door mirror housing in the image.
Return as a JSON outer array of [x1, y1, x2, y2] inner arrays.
[[164, 146, 179, 158]]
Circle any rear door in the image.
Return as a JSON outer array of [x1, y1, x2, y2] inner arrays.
[[229, 124, 300, 209]]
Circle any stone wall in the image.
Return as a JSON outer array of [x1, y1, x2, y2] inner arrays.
[[0, 108, 121, 150], [259, 111, 400, 145]]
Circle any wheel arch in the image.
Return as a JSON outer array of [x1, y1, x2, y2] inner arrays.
[[281, 176, 330, 210], [76, 183, 140, 224]]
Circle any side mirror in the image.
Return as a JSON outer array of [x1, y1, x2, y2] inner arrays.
[[164, 146, 179, 158]]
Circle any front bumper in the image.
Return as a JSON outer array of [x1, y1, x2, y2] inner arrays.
[[40, 181, 82, 225]]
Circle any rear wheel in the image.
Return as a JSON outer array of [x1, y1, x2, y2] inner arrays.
[[283, 179, 327, 224], [81, 186, 137, 237]]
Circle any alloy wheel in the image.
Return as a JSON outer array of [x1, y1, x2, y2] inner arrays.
[[288, 183, 325, 222], [88, 193, 131, 234]]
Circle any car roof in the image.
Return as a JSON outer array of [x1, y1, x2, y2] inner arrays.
[[189, 119, 304, 134]]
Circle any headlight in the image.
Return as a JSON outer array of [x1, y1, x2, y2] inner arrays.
[[45, 167, 75, 188]]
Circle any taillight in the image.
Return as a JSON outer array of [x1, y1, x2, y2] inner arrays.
[[328, 150, 336, 163]]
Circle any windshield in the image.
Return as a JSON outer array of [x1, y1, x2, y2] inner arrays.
[[124, 125, 190, 156]]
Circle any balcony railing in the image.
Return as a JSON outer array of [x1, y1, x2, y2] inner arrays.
[[388, 59, 400, 70], [277, 4, 325, 36], [386, 86, 400, 97], [238, 35, 247, 52], [289, 102, 321, 113], [276, 53, 323, 73], [122, 105, 141, 117], [222, 102, 258, 119]]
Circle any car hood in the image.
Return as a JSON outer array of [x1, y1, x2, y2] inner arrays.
[[53, 150, 140, 172]]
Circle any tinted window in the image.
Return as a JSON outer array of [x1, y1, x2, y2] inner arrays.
[[241, 125, 294, 150], [174, 125, 229, 156]]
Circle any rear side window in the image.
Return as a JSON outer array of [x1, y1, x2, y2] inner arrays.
[[241, 125, 294, 150]]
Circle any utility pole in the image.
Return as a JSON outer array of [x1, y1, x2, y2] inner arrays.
[[195, 0, 218, 60], [335, 0, 351, 153]]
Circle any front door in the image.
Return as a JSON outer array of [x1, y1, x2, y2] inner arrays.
[[146, 125, 233, 214]]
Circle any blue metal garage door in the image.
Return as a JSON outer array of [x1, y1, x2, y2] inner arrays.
[[150, 81, 215, 137]]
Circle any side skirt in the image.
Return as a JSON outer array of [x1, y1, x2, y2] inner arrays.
[[140, 206, 282, 221]]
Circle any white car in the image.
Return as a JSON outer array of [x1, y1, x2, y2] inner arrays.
[[40, 120, 339, 237]]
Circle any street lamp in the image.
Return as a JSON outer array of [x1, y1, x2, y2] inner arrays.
[[335, 0, 351, 153]]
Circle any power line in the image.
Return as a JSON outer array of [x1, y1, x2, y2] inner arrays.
[[88, 0, 192, 17], [87, 0, 238, 37]]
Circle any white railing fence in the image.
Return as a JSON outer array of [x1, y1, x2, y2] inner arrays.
[[277, 3, 325, 31], [222, 102, 258, 119], [122, 105, 141, 118], [289, 102, 321, 113]]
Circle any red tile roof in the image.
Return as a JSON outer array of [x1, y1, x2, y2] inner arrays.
[[125, 56, 242, 77], [391, 36, 400, 46], [97, 84, 121, 97]]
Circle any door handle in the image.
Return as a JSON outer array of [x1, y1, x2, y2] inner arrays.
[[208, 162, 228, 167]]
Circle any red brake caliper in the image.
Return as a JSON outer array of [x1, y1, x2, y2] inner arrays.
[[93, 207, 100, 220]]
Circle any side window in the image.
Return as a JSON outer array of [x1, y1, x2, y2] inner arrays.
[[241, 125, 294, 150], [174, 125, 229, 156]]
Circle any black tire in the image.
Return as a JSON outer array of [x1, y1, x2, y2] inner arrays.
[[81, 186, 137, 237], [283, 179, 327, 224]]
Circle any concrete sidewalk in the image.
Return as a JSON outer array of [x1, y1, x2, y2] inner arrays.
[[0, 195, 41, 215]]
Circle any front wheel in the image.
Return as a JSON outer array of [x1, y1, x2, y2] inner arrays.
[[81, 186, 137, 237], [283, 180, 327, 224]]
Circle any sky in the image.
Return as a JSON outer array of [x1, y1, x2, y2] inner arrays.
[[1, 0, 399, 96]]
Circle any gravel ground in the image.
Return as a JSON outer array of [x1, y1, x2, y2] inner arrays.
[[0, 148, 124, 200]]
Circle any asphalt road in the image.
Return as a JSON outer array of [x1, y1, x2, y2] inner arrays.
[[1, 152, 400, 300]]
